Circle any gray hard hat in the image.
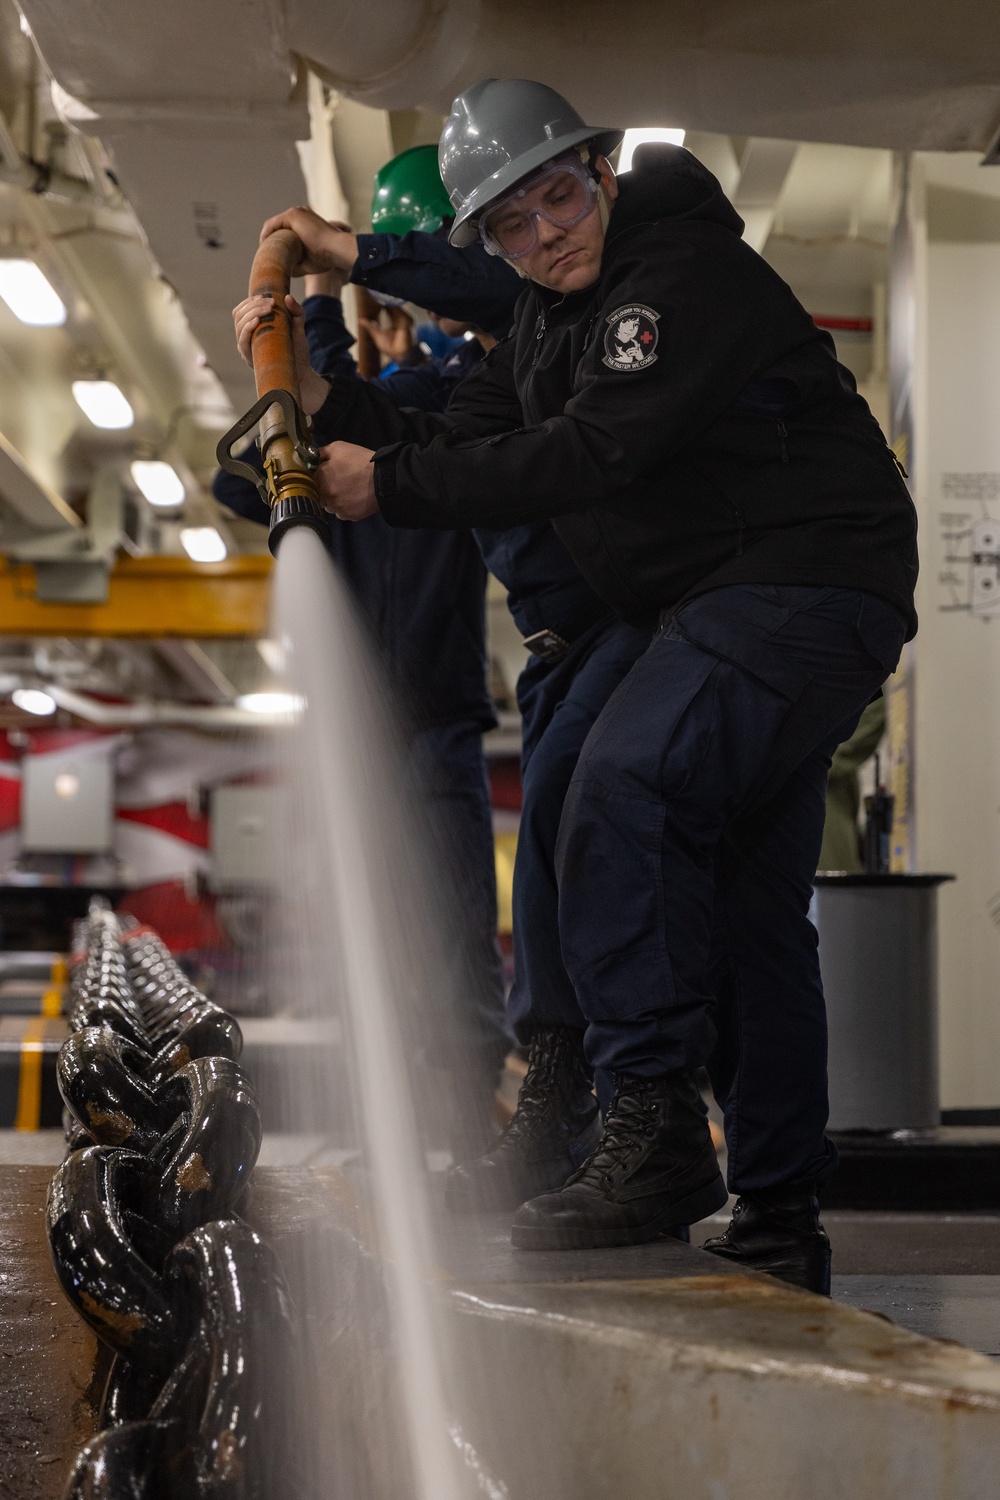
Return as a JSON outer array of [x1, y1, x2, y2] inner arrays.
[[439, 78, 623, 247]]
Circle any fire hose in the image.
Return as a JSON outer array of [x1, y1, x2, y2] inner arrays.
[[216, 229, 329, 556], [46, 902, 297, 1499]]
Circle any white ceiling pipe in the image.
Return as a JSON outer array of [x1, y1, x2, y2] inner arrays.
[[47, 683, 296, 729], [15, 0, 1000, 413], [286, 0, 480, 111], [20, 0, 1000, 157], [287, 0, 1000, 151]]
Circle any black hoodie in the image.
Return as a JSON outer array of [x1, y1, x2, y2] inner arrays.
[[350, 146, 918, 635]]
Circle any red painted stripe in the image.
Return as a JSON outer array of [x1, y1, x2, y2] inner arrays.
[[116, 802, 211, 849], [25, 728, 110, 755], [812, 315, 873, 333], [489, 758, 522, 812], [0, 776, 20, 831], [116, 882, 226, 955]]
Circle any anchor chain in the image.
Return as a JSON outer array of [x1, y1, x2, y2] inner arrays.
[[46, 900, 296, 1499]]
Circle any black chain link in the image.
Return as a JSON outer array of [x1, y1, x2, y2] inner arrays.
[[46, 899, 297, 1499]]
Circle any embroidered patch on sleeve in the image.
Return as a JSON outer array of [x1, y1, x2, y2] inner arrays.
[[602, 305, 660, 371]]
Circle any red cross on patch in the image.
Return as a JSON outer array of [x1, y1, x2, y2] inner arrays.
[[640, 330, 654, 345]]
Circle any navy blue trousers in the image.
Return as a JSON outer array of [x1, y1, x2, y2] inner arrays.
[[556, 586, 908, 1193], [409, 718, 513, 1074], [508, 619, 652, 1041]]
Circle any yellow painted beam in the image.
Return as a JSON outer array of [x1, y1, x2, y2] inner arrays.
[[0, 555, 272, 638]]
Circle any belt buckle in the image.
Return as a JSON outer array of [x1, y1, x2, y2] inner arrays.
[[524, 628, 570, 661]]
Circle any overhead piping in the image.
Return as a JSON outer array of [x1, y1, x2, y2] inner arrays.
[[47, 683, 297, 728], [216, 230, 327, 556]]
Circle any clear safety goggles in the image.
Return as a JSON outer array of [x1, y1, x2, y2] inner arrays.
[[479, 157, 600, 260]]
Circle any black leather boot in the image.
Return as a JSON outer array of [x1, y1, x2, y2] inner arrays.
[[702, 1183, 832, 1295], [445, 1027, 601, 1213], [510, 1070, 727, 1250]]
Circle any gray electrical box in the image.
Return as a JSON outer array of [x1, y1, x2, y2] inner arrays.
[[21, 750, 114, 853], [210, 784, 286, 890]]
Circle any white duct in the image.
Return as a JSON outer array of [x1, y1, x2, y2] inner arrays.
[[25, 0, 1000, 152], [282, 0, 1000, 150], [15, 0, 1000, 404]]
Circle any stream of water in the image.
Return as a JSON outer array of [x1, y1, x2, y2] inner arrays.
[[270, 525, 472, 1500]]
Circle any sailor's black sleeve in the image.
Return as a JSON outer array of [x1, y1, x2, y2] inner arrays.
[[309, 334, 523, 452], [372, 227, 780, 531]]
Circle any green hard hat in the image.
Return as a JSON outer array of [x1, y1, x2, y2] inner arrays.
[[370, 145, 453, 236]]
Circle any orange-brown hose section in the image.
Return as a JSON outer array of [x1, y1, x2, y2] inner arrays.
[[246, 227, 321, 518], [248, 229, 302, 399]]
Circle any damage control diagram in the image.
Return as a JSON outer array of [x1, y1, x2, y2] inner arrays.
[[939, 473, 1000, 616]]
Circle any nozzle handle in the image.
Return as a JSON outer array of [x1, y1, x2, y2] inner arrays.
[[215, 388, 318, 498]]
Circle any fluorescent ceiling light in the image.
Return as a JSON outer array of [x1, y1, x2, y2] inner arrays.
[[72, 379, 134, 430], [0, 260, 66, 326], [618, 128, 686, 173], [130, 459, 185, 509], [180, 526, 227, 563], [236, 691, 304, 717], [12, 688, 56, 716]]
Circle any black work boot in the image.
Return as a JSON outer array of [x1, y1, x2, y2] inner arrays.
[[702, 1183, 832, 1295], [445, 1027, 601, 1213], [510, 1070, 727, 1250]]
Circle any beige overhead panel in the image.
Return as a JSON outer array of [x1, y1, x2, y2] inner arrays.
[[17, 0, 312, 406], [54, 109, 309, 406]]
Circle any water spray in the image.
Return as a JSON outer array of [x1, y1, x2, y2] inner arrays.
[[216, 229, 328, 556]]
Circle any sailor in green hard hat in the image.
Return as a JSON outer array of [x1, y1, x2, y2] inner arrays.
[[370, 144, 455, 237]]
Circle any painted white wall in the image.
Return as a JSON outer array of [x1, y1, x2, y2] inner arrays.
[[912, 154, 1000, 1105]]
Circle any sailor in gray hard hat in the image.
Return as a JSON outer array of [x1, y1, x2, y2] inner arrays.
[[285, 77, 917, 1295], [439, 78, 623, 251]]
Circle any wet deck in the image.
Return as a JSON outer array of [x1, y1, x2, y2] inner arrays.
[[250, 1167, 1000, 1500], [0, 1166, 100, 1500], [12, 1157, 1000, 1498]]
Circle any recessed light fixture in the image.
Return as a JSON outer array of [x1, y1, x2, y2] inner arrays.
[[180, 526, 227, 563], [0, 260, 66, 326], [236, 691, 305, 716], [72, 379, 134, 430], [12, 688, 56, 716], [618, 128, 686, 173], [130, 460, 185, 508]]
